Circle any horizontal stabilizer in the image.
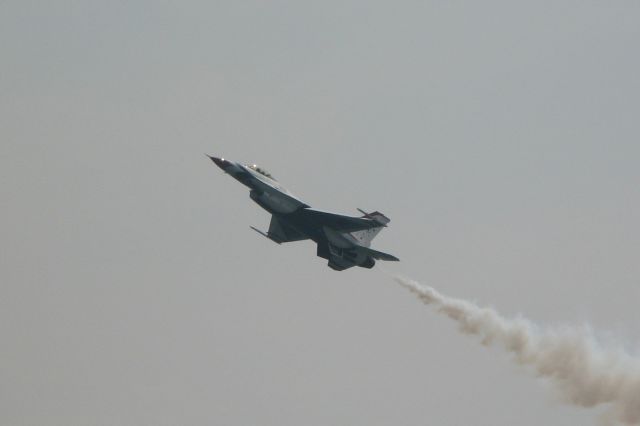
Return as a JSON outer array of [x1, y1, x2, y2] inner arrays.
[[355, 245, 399, 262]]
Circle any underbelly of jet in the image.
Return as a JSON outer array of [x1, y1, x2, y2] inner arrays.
[[316, 241, 376, 271], [250, 189, 303, 214]]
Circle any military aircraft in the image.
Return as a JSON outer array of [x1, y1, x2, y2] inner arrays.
[[207, 156, 399, 271]]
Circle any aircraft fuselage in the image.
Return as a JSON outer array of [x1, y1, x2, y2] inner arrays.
[[208, 156, 398, 271]]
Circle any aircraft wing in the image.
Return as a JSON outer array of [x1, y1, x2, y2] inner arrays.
[[267, 215, 308, 243], [297, 208, 385, 233]]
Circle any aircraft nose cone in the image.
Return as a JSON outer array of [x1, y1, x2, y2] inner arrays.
[[208, 155, 230, 170]]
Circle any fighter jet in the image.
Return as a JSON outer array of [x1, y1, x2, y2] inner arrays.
[[207, 156, 399, 271]]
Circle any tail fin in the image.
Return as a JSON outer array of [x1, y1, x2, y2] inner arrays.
[[356, 209, 390, 225], [351, 209, 391, 247]]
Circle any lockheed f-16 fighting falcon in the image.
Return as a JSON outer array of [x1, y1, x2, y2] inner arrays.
[[207, 156, 399, 271]]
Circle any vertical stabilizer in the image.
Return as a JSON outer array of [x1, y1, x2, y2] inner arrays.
[[350, 209, 391, 247]]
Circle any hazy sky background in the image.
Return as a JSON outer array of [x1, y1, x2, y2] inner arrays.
[[2, 1, 640, 425]]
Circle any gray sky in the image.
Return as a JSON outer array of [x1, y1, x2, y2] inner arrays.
[[2, 1, 640, 425]]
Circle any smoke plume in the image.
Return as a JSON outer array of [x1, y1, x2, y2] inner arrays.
[[395, 276, 640, 425]]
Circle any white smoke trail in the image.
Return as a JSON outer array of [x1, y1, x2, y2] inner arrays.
[[395, 276, 640, 425]]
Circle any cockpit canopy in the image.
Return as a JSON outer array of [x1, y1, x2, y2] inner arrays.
[[248, 164, 275, 180]]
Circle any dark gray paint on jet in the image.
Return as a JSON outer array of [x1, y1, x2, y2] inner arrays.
[[208, 155, 399, 271]]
